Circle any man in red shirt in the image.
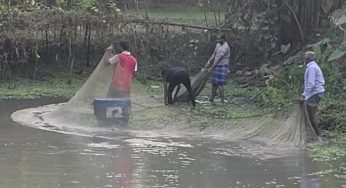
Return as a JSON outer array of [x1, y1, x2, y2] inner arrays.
[[104, 41, 137, 98]]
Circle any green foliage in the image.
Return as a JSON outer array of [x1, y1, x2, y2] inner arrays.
[[252, 65, 304, 109], [312, 26, 346, 63], [327, 32, 346, 62], [240, 58, 345, 135], [328, 42, 346, 62], [256, 86, 291, 107], [75, 0, 98, 12], [308, 132, 346, 161], [321, 65, 346, 98], [1, 0, 120, 15], [74, 0, 120, 15], [0, 3, 10, 13], [0, 3, 14, 23], [56, 0, 66, 9], [312, 30, 346, 97], [316, 64, 346, 131], [223, 83, 258, 98], [308, 145, 346, 161], [311, 30, 346, 115], [319, 99, 346, 131], [312, 38, 332, 61]]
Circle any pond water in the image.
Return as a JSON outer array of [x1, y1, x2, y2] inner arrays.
[[0, 98, 345, 188]]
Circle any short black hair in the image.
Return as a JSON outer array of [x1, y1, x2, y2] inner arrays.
[[119, 40, 130, 51], [218, 33, 226, 40]]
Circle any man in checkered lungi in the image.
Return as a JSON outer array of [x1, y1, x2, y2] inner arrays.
[[205, 33, 231, 103]]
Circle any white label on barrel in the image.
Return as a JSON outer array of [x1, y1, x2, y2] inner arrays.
[[106, 107, 123, 118]]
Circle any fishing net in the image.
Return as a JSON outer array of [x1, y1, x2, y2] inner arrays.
[[13, 50, 319, 151], [200, 103, 319, 148], [175, 68, 211, 101], [44, 51, 163, 128], [172, 64, 319, 147]]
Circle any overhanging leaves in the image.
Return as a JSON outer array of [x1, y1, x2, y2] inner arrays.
[[328, 47, 346, 62]]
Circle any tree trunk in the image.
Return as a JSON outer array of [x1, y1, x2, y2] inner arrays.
[[66, 0, 75, 9], [43, 0, 56, 7], [297, 0, 321, 39]]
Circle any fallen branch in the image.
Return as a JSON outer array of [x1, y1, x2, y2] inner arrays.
[[117, 18, 233, 31]]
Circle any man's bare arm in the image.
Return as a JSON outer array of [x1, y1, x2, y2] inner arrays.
[[103, 45, 114, 65]]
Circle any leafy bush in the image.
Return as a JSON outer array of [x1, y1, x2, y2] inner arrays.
[[253, 65, 304, 108], [75, 0, 121, 15]]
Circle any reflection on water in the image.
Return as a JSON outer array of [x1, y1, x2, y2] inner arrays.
[[1, 99, 345, 187]]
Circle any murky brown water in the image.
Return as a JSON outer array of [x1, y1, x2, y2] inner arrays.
[[1, 99, 345, 188]]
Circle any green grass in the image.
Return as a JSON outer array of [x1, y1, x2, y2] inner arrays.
[[125, 9, 225, 21], [224, 82, 259, 98], [0, 73, 163, 100], [0, 74, 85, 99]]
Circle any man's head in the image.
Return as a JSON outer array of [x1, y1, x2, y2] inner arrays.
[[216, 33, 226, 44], [119, 40, 130, 52], [305, 51, 316, 63]]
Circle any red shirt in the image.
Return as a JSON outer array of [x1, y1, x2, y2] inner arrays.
[[109, 52, 137, 91]]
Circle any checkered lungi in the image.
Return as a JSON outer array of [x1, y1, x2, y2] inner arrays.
[[210, 64, 229, 86]]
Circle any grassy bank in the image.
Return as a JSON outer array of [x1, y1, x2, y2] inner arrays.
[[125, 9, 225, 25], [0, 73, 85, 99]]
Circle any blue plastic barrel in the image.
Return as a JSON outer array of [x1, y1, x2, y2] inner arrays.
[[93, 98, 131, 126]]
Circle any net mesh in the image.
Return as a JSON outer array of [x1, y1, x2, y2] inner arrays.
[[46, 51, 163, 127], [175, 68, 211, 101], [43, 51, 318, 148]]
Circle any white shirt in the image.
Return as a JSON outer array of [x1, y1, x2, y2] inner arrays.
[[302, 61, 325, 100]]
